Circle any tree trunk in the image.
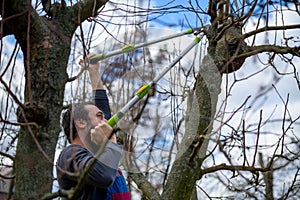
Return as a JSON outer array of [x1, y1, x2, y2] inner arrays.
[[161, 55, 222, 199], [12, 17, 71, 200], [14, 40, 70, 199]]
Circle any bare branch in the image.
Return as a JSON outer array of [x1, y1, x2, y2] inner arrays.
[[129, 173, 161, 200], [0, 151, 14, 161], [242, 24, 300, 41], [236, 45, 300, 60], [202, 163, 270, 175]]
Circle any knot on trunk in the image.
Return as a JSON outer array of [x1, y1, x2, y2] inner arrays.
[[214, 25, 248, 74], [17, 102, 48, 125]]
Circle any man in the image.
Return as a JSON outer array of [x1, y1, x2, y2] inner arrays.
[[56, 58, 130, 199]]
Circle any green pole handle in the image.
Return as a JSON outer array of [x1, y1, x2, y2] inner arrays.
[[107, 112, 125, 127], [107, 83, 152, 127]]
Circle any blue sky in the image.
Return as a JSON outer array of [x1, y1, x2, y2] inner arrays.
[[150, 0, 209, 28]]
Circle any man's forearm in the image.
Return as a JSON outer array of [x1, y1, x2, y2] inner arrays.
[[88, 69, 104, 90]]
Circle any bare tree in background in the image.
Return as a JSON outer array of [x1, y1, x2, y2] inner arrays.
[[0, 0, 299, 200]]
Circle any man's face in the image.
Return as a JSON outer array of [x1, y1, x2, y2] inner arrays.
[[85, 104, 107, 126], [83, 104, 107, 153]]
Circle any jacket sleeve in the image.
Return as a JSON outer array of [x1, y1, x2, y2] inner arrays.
[[93, 90, 111, 120], [57, 143, 123, 188]]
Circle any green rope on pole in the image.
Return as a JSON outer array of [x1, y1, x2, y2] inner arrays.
[[89, 54, 106, 64], [194, 37, 201, 43], [136, 84, 152, 99], [121, 44, 135, 53], [186, 28, 193, 34]]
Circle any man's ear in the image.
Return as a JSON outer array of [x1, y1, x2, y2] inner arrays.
[[74, 119, 87, 129]]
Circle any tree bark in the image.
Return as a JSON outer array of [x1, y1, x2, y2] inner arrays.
[[13, 15, 72, 200], [161, 55, 222, 200]]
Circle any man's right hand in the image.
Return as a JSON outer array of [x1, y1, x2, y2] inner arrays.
[[90, 123, 116, 145]]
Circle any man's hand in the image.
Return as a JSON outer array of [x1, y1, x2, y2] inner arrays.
[[80, 54, 104, 90], [90, 123, 116, 145], [85, 55, 100, 72]]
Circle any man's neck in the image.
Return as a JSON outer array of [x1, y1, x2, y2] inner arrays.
[[72, 137, 85, 147]]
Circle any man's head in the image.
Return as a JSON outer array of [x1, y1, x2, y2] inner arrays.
[[61, 102, 106, 149]]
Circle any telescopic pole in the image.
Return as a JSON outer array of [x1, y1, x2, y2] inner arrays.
[[85, 27, 203, 64], [106, 32, 204, 127]]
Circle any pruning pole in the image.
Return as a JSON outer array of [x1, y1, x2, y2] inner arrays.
[[106, 33, 204, 127], [86, 27, 203, 64]]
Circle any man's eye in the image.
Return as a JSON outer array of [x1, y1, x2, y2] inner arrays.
[[97, 114, 104, 119]]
